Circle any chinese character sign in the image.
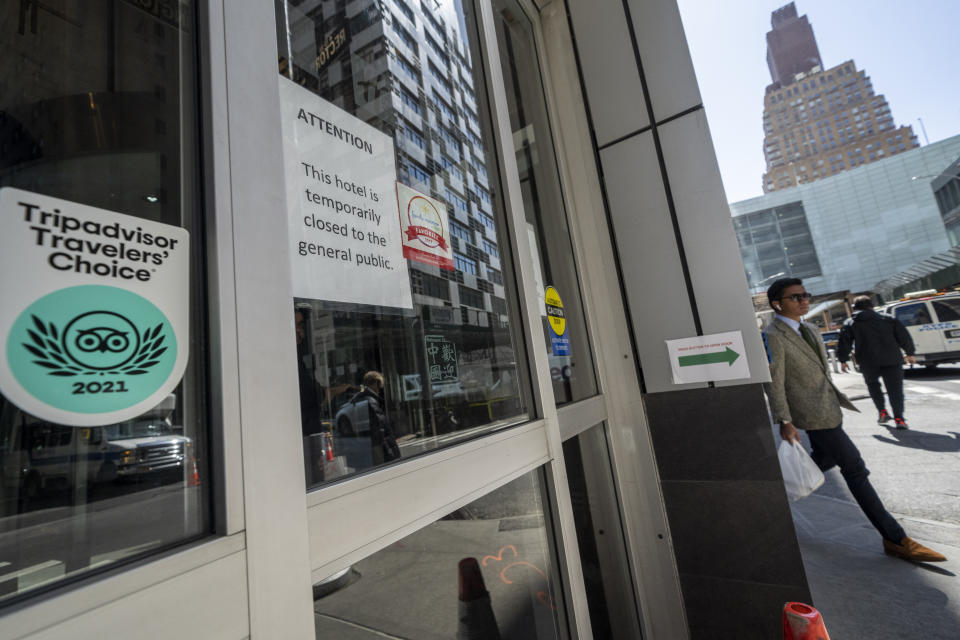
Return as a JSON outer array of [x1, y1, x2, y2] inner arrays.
[[425, 334, 459, 384]]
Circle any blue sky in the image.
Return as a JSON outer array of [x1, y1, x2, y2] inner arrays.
[[676, 0, 960, 203]]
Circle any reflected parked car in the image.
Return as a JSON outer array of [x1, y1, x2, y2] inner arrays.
[[0, 394, 191, 497], [332, 392, 375, 471], [1, 419, 106, 497], [334, 392, 371, 437], [101, 394, 191, 482], [400, 374, 465, 402]]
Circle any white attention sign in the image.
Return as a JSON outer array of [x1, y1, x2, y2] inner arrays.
[[0, 188, 190, 426], [279, 76, 412, 308], [666, 330, 751, 384]]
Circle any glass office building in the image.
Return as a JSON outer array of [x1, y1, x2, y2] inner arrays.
[[0, 2, 801, 639], [733, 134, 960, 294], [933, 157, 960, 247], [735, 201, 822, 293]]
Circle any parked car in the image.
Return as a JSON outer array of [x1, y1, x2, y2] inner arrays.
[[820, 330, 840, 352], [880, 291, 960, 368]]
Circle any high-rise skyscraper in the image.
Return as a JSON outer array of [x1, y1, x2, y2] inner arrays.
[[760, 2, 918, 193], [765, 2, 821, 86]]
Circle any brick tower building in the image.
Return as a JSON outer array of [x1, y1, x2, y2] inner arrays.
[[761, 2, 919, 192]]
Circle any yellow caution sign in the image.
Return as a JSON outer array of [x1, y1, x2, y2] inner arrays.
[[544, 286, 565, 337]]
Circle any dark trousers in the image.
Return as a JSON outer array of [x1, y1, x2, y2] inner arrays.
[[860, 364, 905, 418], [807, 425, 905, 543]]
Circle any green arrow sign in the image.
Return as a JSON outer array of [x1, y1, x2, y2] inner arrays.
[[678, 347, 740, 367]]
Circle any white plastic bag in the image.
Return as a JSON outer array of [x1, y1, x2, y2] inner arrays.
[[777, 440, 824, 501]]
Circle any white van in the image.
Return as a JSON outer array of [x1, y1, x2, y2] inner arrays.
[[881, 291, 960, 368], [0, 394, 190, 498]]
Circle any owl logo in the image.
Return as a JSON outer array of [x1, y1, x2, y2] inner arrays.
[[22, 309, 167, 377], [63, 311, 141, 370]]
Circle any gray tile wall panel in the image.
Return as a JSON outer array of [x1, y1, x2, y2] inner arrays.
[[625, 0, 702, 122], [599, 131, 704, 393], [659, 111, 771, 385], [567, 0, 649, 146]]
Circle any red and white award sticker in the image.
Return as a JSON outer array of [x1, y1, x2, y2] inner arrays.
[[396, 182, 454, 270]]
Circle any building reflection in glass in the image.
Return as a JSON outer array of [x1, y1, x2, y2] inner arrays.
[[277, 0, 532, 486]]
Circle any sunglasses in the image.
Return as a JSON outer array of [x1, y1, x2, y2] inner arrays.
[[781, 292, 813, 302]]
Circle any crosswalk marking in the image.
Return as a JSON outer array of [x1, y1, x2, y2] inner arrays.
[[906, 385, 940, 394], [905, 384, 960, 401]]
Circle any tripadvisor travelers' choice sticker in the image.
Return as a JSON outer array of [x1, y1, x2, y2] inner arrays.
[[0, 188, 189, 427], [396, 182, 454, 270], [544, 286, 570, 356]]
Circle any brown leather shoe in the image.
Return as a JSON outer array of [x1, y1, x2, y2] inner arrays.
[[883, 537, 947, 562]]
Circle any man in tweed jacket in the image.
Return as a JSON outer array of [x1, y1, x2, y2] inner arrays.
[[764, 278, 945, 563]]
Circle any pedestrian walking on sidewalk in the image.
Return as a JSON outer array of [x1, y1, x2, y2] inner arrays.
[[837, 295, 915, 429], [763, 278, 945, 563]]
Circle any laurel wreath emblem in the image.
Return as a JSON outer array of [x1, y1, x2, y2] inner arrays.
[[22, 315, 167, 377]]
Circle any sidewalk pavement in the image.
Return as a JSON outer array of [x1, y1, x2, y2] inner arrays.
[[782, 368, 960, 639], [830, 366, 868, 399]]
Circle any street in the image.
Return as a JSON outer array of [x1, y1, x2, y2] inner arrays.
[[788, 365, 960, 640]]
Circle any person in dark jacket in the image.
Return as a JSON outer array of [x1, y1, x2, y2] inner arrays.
[[296, 307, 326, 437], [360, 371, 401, 464], [296, 306, 355, 436], [837, 296, 916, 429]]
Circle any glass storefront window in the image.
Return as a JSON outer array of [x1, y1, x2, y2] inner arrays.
[[563, 424, 644, 639], [0, 2, 209, 604], [492, 0, 598, 406], [313, 468, 568, 639], [276, 1, 533, 487]]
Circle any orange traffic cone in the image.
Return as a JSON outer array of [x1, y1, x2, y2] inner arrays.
[[187, 454, 200, 487], [783, 602, 830, 640], [456, 557, 501, 640], [325, 433, 335, 462]]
